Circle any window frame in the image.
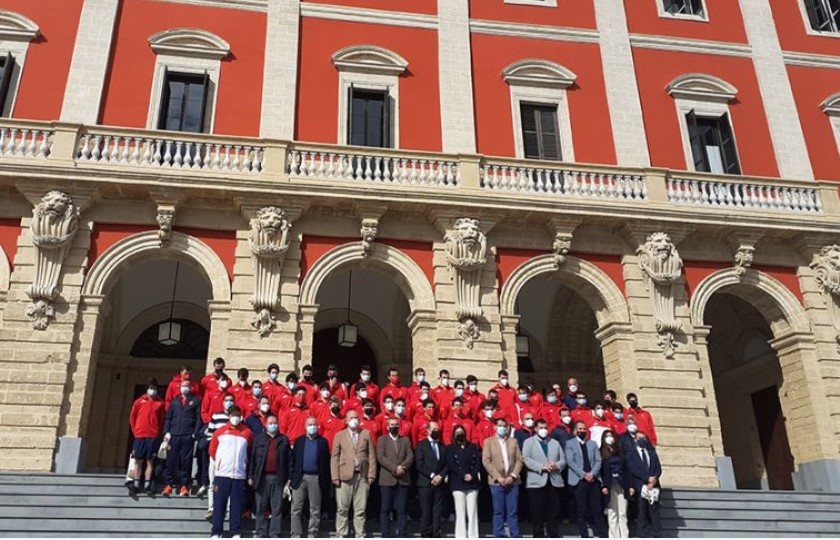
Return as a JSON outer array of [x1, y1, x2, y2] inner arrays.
[[156, 70, 211, 133], [519, 102, 563, 161], [347, 86, 392, 149], [147, 55, 219, 133], [820, 93, 840, 161], [799, 0, 840, 37], [657, 0, 710, 22], [685, 111, 741, 175], [674, 99, 742, 175], [504, 0, 558, 7], [0, 40, 29, 118]]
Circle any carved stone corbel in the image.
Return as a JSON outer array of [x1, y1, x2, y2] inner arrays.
[[727, 232, 761, 278], [156, 204, 176, 246], [360, 218, 378, 257], [248, 206, 292, 337], [444, 217, 488, 348], [810, 245, 840, 350], [26, 191, 80, 330], [637, 232, 683, 358], [547, 216, 581, 268]]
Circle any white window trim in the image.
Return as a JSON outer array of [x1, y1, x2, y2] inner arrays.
[[656, 0, 710, 23], [821, 93, 840, 159], [332, 45, 408, 148], [503, 59, 576, 161], [0, 10, 40, 117], [797, 0, 840, 39], [146, 28, 230, 133], [504, 0, 558, 7], [0, 39, 31, 117]]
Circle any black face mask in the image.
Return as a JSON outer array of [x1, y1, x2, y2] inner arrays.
[[389, 426, 400, 437], [430, 430, 440, 441], [455, 433, 466, 444], [303, 375, 312, 382], [215, 368, 224, 375], [363, 408, 374, 417], [629, 400, 639, 408], [577, 432, 587, 441], [331, 406, 341, 416]]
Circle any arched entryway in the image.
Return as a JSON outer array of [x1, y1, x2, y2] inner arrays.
[[692, 268, 812, 491]]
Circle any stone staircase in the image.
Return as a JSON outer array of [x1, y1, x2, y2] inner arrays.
[[0, 472, 839, 537]]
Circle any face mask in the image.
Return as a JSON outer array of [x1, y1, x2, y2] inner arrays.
[[456, 388, 464, 397], [469, 384, 477, 392], [287, 382, 297, 390], [395, 406, 405, 416], [500, 378, 509, 387], [389, 426, 400, 437], [441, 378, 449, 387], [215, 367, 224, 375], [147, 388, 157, 398], [638, 438, 649, 448], [363, 408, 374, 417], [577, 399, 587, 407], [303, 374, 312, 382], [260, 403, 270, 414], [385, 402, 394, 412], [421, 392, 429, 401], [219, 380, 229, 390], [595, 408, 604, 418], [358, 390, 368, 399], [547, 394, 557, 404], [561, 416, 572, 425], [496, 426, 508, 437], [180, 386, 190, 395], [348, 418, 360, 430], [430, 429, 440, 441], [267, 423, 279, 435], [321, 390, 330, 399], [390, 376, 400, 385], [629, 400, 639, 408], [576, 432, 586, 441], [484, 410, 494, 420], [269, 372, 279, 381], [455, 433, 466, 444], [253, 387, 262, 397], [328, 373, 337, 380], [361, 373, 371, 382], [239, 379, 248, 386], [230, 416, 242, 427], [224, 401, 235, 411], [307, 424, 318, 436], [614, 413, 623, 421], [627, 424, 638, 434], [524, 419, 534, 428], [416, 374, 425, 383], [569, 385, 578, 393], [605, 436, 615, 446], [294, 395, 305, 404], [519, 393, 529, 402], [538, 428, 549, 439], [331, 406, 341, 416]]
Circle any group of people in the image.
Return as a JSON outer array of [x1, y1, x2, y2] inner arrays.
[[128, 359, 663, 538]]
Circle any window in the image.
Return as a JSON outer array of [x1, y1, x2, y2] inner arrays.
[[663, 0, 705, 17], [0, 52, 15, 117], [520, 103, 561, 160], [157, 71, 209, 133], [686, 111, 740, 175], [804, 0, 840, 32], [348, 87, 391, 148]]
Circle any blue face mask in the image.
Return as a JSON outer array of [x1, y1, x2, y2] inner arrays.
[[307, 424, 318, 436], [269, 372, 279, 381], [496, 425, 508, 437], [224, 401, 234, 411], [266, 423, 279, 435], [253, 387, 262, 397], [614, 413, 623, 421]]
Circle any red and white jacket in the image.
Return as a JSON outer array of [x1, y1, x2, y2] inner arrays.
[[209, 423, 253, 480]]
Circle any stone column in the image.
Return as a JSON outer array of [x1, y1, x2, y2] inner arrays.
[[408, 308, 439, 374], [260, 0, 301, 139], [296, 304, 319, 370], [437, 0, 477, 153]]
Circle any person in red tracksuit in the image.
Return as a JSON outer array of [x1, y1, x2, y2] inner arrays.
[[609, 402, 628, 435], [587, 401, 613, 444], [380, 367, 411, 410], [510, 386, 537, 430], [311, 383, 333, 421], [262, 363, 283, 403], [442, 398, 475, 445], [431, 370, 455, 420], [540, 392, 563, 432], [200, 357, 226, 399], [230, 367, 251, 405], [280, 386, 312, 443], [239, 380, 262, 419], [570, 391, 593, 427], [297, 364, 319, 404], [408, 367, 427, 404], [391, 398, 414, 439], [626, 393, 658, 446], [488, 369, 517, 411], [410, 382, 432, 422], [412, 399, 438, 447], [360, 399, 381, 446], [376, 395, 397, 431], [320, 397, 347, 451], [164, 365, 199, 410], [128, 378, 165, 496], [602, 390, 618, 421], [349, 364, 379, 404], [201, 374, 232, 424], [464, 375, 486, 422], [326, 365, 348, 401], [472, 400, 498, 449], [271, 373, 298, 413], [341, 383, 368, 418]]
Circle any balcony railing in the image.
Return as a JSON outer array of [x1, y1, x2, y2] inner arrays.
[[0, 120, 837, 224]]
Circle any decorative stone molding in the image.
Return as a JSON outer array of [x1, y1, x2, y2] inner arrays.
[[331, 44, 408, 75], [248, 206, 292, 337], [148, 28, 231, 60], [810, 245, 840, 349], [502, 59, 577, 88], [0, 9, 40, 41], [444, 218, 488, 348], [26, 191, 80, 330], [360, 218, 378, 257], [156, 205, 176, 246], [733, 245, 755, 277], [728, 231, 761, 278], [637, 232, 683, 358], [666, 73, 738, 103], [552, 232, 573, 268]]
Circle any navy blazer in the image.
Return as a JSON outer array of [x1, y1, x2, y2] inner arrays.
[[624, 442, 662, 492], [290, 434, 331, 491], [601, 454, 628, 492], [444, 442, 482, 492], [415, 439, 447, 488], [551, 426, 573, 449], [164, 395, 202, 438]]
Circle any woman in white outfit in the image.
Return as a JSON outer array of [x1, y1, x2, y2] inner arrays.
[[444, 425, 482, 538], [600, 430, 630, 538]]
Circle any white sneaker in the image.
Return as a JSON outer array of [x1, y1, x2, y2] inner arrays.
[[232, 536, 241, 539], [210, 536, 220, 538], [205, 509, 213, 520], [196, 485, 208, 498]]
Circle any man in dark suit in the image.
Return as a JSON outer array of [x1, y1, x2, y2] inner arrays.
[[377, 416, 415, 537], [248, 413, 291, 538], [416, 420, 447, 538], [625, 432, 662, 538], [290, 416, 331, 538], [564, 420, 606, 538]]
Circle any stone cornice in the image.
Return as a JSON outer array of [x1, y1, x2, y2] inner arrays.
[[783, 50, 840, 70], [629, 34, 752, 58], [301, 3, 438, 30], [470, 19, 600, 44]]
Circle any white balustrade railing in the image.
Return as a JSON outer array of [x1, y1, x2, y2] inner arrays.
[[667, 177, 821, 213], [0, 127, 52, 158], [76, 133, 265, 173], [288, 149, 460, 187], [481, 163, 647, 200]]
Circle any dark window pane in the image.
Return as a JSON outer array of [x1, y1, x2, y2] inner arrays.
[[686, 111, 741, 175], [158, 72, 208, 133], [349, 89, 389, 148], [520, 103, 561, 161], [0, 52, 14, 117], [664, 0, 704, 15]]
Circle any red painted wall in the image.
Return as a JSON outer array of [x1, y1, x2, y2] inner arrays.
[[299, 235, 435, 290], [99, 0, 265, 136], [0, 218, 20, 270], [468, 0, 596, 29], [471, 35, 616, 164], [683, 260, 803, 301], [302, 0, 436, 15], [296, 18, 441, 151], [633, 49, 780, 177], [89, 223, 237, 280], [787, 65, 840, 181], [771, 0, 840, 56], [495, 248, 625, 296], [623, 0, 748, 43], [1, 0, 83, 120]]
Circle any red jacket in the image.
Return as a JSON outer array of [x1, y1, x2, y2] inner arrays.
[[571, 406, 593, 427], [262, 379, 283, 402], [329, 381, 348, 401], [129, 394, 165, 438], [442, 415, 474, 445], [201, 389, 232, 424], [200, 373, 222, 398], [463, 390, 486, 421], [230, 381, 251, 404], [627, 407, 658, 446], [510, 401, 536, 430], [380, 383, 411, 408], [164, 375, 200, 410], [350, 381, 380, 403], [239, 395, 260, 419], [270, 386, 294, 412], [539, 403, 562, 431], [359, 415, 380, 446], [310, 398, 332, 422], [321, 415, 347, 451], [489, 384, 517, 409], [341, 397, 364, 418], [431, 386, 455, 410], [297, 380, 319, 403], [280, 405, 311, 442], [473, 418, 496, 448], [412, 414, 437, 447]]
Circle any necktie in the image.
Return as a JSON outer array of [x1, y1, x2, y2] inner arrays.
[[433, 442, 439, 460], [643, 448, 650, 468]]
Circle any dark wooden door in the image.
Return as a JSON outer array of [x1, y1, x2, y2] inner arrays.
[[750, 386, 795, 490], [312, 327, 377, 384]]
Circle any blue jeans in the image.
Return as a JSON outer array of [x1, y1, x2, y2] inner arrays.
[[489, 484, 521, 537], [380, 484, 409, 536], [212, 476, 245, 537]]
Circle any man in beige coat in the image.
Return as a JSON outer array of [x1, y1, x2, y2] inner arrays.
[[377, 417, 415, 537], [482, 417, 524, 538], [331, 410, 377, 538]]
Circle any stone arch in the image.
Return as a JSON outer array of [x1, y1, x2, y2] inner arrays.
[[0, 9, 40, 41], [689, 267, 809, 335], [499, 254, 629, 326], [299, 241, 435, 312], [0, 243, 10, 291], [82, 230, 231, 302], [331, 44, 409, 75]]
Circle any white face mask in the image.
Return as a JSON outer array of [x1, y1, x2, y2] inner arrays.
[[547, 394, 557, 404], [224, 401, 235, 411], [287, 382, 297, 390], [385, 402, 393, 411], [321, 390, 330, 399], [519, 393, 529, 402], [358, 390, 368, 399], [421, 392, 429, 401], [524, 419, 535, 428], [484, 409, 494, 419], [455, 388, 464, 397], [595, 408, 605, 418], [500, 378, 509, 387], [361, 373, 371, 382], [441, 378, 449, 387], [416, 374, 425, 383], [469, 384, 477, 392], [348, 418, 360, 430], [561, 416, 572, 425], [395, 406, 405, 416], [239, 379, 247, 387], [180, 386, 190, 395], [538, 428, 549, 439], [260, 403, 270, 413], [230, 416, 242, 427], [219, 380, 229, 390], [569, 385, 579, 393], [627, 424, 638, 434], [605, 436, 615, 446], [147, 388, 157, 398]]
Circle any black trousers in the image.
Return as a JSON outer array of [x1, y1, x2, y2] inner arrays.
[[573, 481, 607, 538], [528, 484, 560, 538], [636, 496, 661, 538], [418, 485, 446, 537]]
